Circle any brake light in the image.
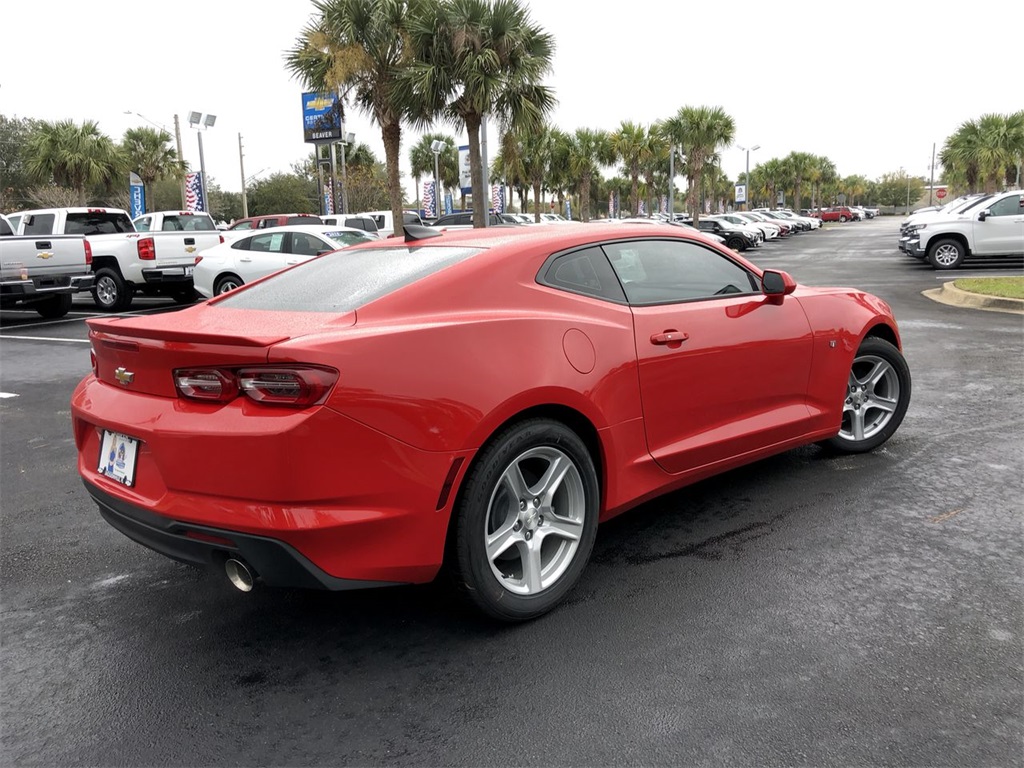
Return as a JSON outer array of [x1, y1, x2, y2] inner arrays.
[[137, 237, 155, 260], [218, 235, 224, 244], [89, 345, 98, 377], [237, 367, 338, 406], [83, 240, 93, 265], [172, 366, 338, 406], [173, 368, 237, 403], [194, 256, 203, 265]]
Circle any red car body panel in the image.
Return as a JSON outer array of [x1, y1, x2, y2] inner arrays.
[[71, 224, 902, 587]]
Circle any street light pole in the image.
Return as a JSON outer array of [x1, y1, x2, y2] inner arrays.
[[339, 131, 354, 215], [188, 111, 216, 214], [431, 140, 447, 220], [238, 132, 248, 219], [928, 142, 936, 208], [738, 144, 760, 210]]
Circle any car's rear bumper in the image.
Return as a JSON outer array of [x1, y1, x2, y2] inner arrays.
[[85, 481, 397, 590]]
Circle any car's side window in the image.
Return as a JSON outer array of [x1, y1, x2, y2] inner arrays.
[[135, 217, 151, 232], [248, 233, 287, 253], [986, 194, 1022, 217], [603, 239, 758, 305], [23, 213, 55, 236], [232, 221, 253, 230], [540, 246, 627, 303], [289, 233, 324, 256], [231, 236, 253, 251]]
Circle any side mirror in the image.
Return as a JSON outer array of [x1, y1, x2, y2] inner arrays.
[[762, 269, 797, 297], [977, 209, 990, 221]]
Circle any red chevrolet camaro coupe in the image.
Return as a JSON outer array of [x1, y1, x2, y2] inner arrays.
[[72, 223, 911, 621]]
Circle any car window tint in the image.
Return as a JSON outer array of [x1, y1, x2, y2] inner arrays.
[[65, 212, 134, 234], [987, 194, 1022, 217], [289, 232, 324, 256], [135, 217, 151, 232], [540, 246, 626, 303], [216, 246, 482, 313], [232, 221, 254, 230], [0, 217, 13, 236], [603, 239, 758, 305], [325, 231, 372, 248], [164, 215, 215, 231], [23, 213, 56, 235], [248, 232, 287, 253], [286, 216, 323, 226], [231, 236, 253, 250]]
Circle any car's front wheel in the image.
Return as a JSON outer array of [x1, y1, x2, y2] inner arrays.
[[92, 267, 132, 312], [822, 337, 911, 453], [451, 418, 599, 622], [214, 274, 244, 295], [928, 238, 966, 269]]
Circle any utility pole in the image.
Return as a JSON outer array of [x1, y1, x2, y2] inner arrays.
[[173, 114, 186, 209], [238, 133, 248, 219], [480, 114, 490, 227], [929, 142, 936, 208]]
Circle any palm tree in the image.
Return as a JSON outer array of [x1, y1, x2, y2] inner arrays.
[[518, 124, 553, 221], [494, 130, 528, 212], [121, 127, 179, 214], [783, 151, 815, 212], [285, 0, 419, 238], [757, 157, 786, 209], [404, 0, 556, 227], [611, 121, 648, 216], [25, 119, 123, 205], [662, 106, 735, 224], [642, 125, 669, 216], [561, 128, 613, 222]]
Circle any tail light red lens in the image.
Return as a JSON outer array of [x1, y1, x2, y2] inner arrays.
[[218, 235, 225, 244], [174, 369, 237, 403], [172, 366, 338, 407], [237, 367, 338, 406], [137, 237, 156, 260], [83, 240, 93, 265]]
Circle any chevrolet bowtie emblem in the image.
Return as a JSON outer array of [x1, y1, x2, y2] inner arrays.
[[185, 246, 196, 253], [37, 252, 54, 259], [114, 367, 135, 386]]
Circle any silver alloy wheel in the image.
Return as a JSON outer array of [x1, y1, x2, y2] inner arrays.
[[933, 242, 961, 267], [95, 275, 118, 306], [484, 445, 586, 595], [216, 277, 242, 294], [838, 353, 901, 443]]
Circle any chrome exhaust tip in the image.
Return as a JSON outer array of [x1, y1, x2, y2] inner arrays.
[[224, 558, 255, 592]]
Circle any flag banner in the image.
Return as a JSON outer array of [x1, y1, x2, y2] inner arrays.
[[608, 193, 614, 219], [638, 200, 646, 215], [185, 172, 205, 212], [323, 179, 334, 215], [491, 185, 504, 214], [423, 180, 437, 219], [565, 200, 571, 220], [444, 192, 454, 215], [661, 195, 668, 214]]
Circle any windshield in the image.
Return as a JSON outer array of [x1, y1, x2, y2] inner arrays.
[[324, 231, 374, 248]]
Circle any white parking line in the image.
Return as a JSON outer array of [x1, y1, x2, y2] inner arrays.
[[0, 335, 92, 343], [0, 305, 174, 331], [0, 392, 19, 398]]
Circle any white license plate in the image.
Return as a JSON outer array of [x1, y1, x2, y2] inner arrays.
[[98, 431, 140, 487], [184, 266, 194, 276]]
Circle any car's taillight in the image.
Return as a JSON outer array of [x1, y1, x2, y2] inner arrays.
[[194, 256, 203, 265], [137, 237, 155, 260], [237, 367, 338, 406], [173, 368, 237, 403], [89, 344, 98, 377], [218, 235, 224, 244], [172, 366, 338, 407], [83, 240, 93, 265]]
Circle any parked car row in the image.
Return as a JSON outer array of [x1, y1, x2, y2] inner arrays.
[[897, 189, 1024, 269]]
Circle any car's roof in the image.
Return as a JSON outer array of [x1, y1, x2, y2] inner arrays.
[[226, 224, 369, 236]]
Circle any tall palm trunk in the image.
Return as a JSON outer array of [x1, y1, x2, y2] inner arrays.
[[465, 113, 484, 227], [580, 174, 591, 221], [382, 121, 404, 237]]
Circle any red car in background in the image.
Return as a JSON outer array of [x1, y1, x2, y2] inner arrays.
[[814, 207, 856, 222], [71, 223, 911, 622]]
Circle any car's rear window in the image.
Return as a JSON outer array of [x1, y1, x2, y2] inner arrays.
[[65, 212, 135, 234], [161, 215, 216, 231], [285, 216, 323, 225], [216, 245, 482, 313]]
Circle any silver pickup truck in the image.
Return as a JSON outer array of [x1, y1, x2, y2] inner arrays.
[[11, 207, 224, 311], [0, 214, 95, 318]]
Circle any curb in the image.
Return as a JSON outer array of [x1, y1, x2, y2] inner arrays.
[[922, 282, 1024, 315]]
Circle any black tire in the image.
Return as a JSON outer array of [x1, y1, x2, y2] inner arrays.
[[726, 236, 745, 251], [821, 337, 911, 454], [214, 274, 244, 295], [451, 418, 599, 622], [35, 293, 73, 319], [839, 215, 848, 223], [170, 288, 199, 305], [927, 237, 966, 270], [92, 267, 132, 312]]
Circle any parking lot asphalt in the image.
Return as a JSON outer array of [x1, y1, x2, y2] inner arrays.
[[1, 218, 1022, 767]]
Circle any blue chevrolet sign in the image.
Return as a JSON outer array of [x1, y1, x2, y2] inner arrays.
[[129, 172, 145, 218], [302, 92, 342, 143]]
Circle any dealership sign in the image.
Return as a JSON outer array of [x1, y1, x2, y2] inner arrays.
[[301, 92, 342, 143]]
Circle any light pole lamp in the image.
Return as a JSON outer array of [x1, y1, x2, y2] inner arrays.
[[430, 139, 447, 219], [737, 144, 760, 209], [126, 110, 187, 209], [339, 131, 355, 215], [187, 111, 216, 214]]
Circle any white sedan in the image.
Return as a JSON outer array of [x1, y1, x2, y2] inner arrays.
[[193, 225, 375, 298]]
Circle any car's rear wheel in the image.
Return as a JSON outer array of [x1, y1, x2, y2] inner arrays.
[[214, 274, 244, 295], [726, 236, 745, 251], [452, 418, 599, 622], [928, 238, 966, 269], [840, 215, 848, 222], [92, 267, 132, 312], [821, 337, 911, 454], [35, 293, 73, 319], [170, 288, 199, 305]]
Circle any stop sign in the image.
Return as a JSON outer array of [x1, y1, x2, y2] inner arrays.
[[936, 189, 947, 199]]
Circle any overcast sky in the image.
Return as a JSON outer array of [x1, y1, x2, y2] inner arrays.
[[2, 0, 1021, 203]]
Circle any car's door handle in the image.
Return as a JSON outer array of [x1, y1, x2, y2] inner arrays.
[[184, 238, 195, 245], [239, 257, 252, 262], [35, 241, 51, 249], [651, 331, 688, 345]]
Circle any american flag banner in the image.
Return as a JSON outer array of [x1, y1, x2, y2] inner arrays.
[[422, 180, 437, 219], [323, 179, 334, 215], [185, 172, 205, 212], [608, 192, 614, 219], [490, 185, 504, 214], [661, 195, 668, 214], [638, 199, 646, 215]]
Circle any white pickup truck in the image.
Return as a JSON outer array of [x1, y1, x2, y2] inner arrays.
[[132, 210, 219, 233], [0, 214, 95, 318], [903, 190, 1024, 269], [11, 207, 224, 310]]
